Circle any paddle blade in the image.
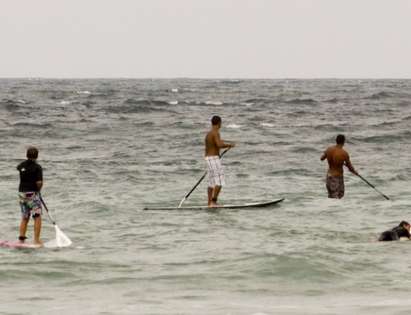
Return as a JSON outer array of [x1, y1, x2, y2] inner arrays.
[[178, 197, 186, 208], [45, 225, 72, 248], [55, 225, 72, 247]]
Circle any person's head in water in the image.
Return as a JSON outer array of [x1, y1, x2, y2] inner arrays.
[[211, 115, 222, 128], [400, 221, 411, 231], [336, 134, 345, 146], [26, 147, 39, 160]]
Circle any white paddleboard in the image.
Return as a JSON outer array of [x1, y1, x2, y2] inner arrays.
[[144, 198, 284, 210]]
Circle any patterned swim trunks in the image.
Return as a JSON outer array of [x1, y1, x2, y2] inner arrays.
[[19, 192, 42, 219], [205, 156, 225, 188], [326, 175, 345, 199]]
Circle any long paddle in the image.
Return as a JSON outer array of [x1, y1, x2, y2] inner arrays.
[[357, 174, 390, 200], [39, 195, 72, 247], [178, 148, 231, 208]]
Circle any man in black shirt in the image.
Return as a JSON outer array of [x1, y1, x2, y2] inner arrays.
[[378, 221, 411, 241], [17, 147, 43, 245]]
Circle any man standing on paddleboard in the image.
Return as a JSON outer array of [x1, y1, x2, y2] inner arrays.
[[17, 147, 43, 245], [320, 134, 358, 199], [205, 116, 235, 207]]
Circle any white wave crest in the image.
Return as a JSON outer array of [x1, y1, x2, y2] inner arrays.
[[205, 100, 223, 106], [227, 123, 242, 129], [241, 102, 254, 107]]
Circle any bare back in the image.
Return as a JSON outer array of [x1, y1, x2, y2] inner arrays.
[[322, 145, 350, 176], [205, 130, 220, 156]]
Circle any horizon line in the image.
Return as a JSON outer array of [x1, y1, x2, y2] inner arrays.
[[1, 76, 411, 80]]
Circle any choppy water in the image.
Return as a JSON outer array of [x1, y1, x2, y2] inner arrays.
[[0, 79, 411, 315]]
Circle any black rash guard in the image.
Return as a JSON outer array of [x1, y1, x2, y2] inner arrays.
[[379, 225, 411, 241], [17, 160, 43, 192], [392, 226, 411, 239]]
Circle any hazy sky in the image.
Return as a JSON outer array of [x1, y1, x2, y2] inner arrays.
[[1, 0, 410, 78]]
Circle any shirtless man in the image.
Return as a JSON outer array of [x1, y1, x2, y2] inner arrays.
[[320, 134, 358, 199], [205, 116, 235, 207]]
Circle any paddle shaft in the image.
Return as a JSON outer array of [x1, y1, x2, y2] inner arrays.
[[39, 195, 57, 225], [357, 174, 390, 200], [178, 147, 231, 208]]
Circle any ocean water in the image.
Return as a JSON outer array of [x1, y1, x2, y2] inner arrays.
[[0, 78, 411, 315]]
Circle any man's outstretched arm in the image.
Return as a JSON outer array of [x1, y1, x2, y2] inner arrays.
[[345, 156, 359, 176]]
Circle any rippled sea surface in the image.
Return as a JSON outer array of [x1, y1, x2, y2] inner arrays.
[[0, 79, 411, 315]]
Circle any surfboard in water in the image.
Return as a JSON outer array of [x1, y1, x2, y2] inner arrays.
[[0, 240, 42, 249], [144, 198, 284, 210]]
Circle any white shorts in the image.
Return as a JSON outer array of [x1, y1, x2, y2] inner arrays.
[[205, 156, 225, 188]]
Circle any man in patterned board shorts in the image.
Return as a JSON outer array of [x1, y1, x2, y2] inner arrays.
[[17, 147, 43, 245], [320, 134, 358, 199], [205, 116, 235, 207]]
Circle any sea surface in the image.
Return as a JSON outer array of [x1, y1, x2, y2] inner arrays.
[[0, 78, 411, 315]]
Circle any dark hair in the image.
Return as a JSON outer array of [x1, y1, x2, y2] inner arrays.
[[211, 115, 221, 126], [336, 134, 345, 145], [400, 221, 410, 227], [26, 147, 39, 159]]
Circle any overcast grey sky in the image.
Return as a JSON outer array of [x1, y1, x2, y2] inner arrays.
[[1, 0, 410, 78]]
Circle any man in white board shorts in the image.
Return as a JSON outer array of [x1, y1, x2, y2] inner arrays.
[[205, 116, 235, 207]]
